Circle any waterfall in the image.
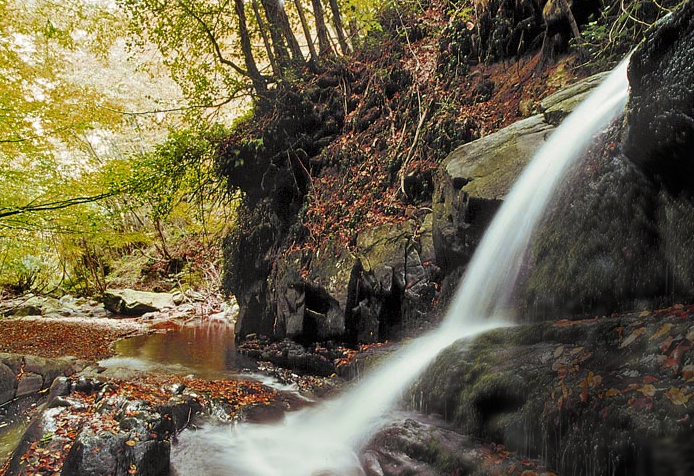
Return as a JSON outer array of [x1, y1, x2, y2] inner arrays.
[[170, 59, 630, 476]]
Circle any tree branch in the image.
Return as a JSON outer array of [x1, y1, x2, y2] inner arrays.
[[174, 0, 248, 77], [0, 192, 118, 219]]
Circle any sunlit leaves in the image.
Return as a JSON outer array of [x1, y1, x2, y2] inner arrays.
[[117, 0, 250, 111]]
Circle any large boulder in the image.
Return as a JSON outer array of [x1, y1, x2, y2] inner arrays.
[[0, 353, 81, 406], [411, 305, 694, 476], [103, 289, 176, 316], [432, 72, 606, 281], [432, 115, 549, 274]]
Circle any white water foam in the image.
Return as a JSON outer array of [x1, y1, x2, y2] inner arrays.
[[171, 59, 630, 476]]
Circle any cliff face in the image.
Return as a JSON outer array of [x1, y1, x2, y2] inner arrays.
[[376, 5, 694, 475], [219, 0, 687, 347], [219, 0, 606, 346], [518, 0, 694, 321]]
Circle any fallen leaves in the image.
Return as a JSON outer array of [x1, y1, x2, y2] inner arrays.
[[10, 375, 281, 476], [0, 319, 143, 361], [619, 327, 646, 349], [637, 384, 657, 397], [650, 323, 674, 340], [666, 387, 691, 406]]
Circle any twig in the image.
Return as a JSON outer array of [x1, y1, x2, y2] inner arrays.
[[398, 87, 430, 198]]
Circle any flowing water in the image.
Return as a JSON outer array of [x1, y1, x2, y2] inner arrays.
[[171, 59, 630, 476]]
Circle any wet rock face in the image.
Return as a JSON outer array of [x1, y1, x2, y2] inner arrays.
[[411, 307, 694, 476], [518, 124, 668, 320], [624, 0, 694, 195], [520, 1, 694, 319]]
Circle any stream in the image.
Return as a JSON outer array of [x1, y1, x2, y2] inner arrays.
[[100, 321, 256, 380]]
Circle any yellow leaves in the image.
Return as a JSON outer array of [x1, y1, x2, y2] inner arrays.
[[605, 388, 621, 397], [650, 323, 674, 340], [666, 386, 691, 406], [579, 371, 602, 389], [619, 327, 646, 349], [682, 364, 694, 382], [125, 440, 137, 447], [637, 384, 657, 397]]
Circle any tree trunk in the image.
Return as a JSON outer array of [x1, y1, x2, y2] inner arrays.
[[310, 0, 334, 57], [274, 0, 304, 62], [260, 0, 291, 67], [235, 0, 267, 95], [251, 0, 281, 77], [327, 0, 349, 54], [293, 0, 319, 63]]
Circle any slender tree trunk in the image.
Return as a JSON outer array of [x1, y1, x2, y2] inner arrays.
[[293, 0, 319, 63], [327, 0, 349, 54], [234, 0, 267, 95], [260, 0, 291, 67], [310, 0, 334, 57], [252, 0, 281, 77], [274, 0, 304, 62]]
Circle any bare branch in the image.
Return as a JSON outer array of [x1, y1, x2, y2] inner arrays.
[[0, 192, 118, 219]]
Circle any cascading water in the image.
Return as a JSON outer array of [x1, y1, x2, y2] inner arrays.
[[171, 59, 630, 476]]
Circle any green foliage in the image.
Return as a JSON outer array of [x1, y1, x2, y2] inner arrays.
[[123, 124, 230, 221], [572, 0, 686, 69], [118, 0, 261, 109], [0, 0, 235, 295]]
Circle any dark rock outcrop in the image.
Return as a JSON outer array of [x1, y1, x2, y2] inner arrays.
[[229, 70, 611, 347], [519, 1, 694, 319], [4, 377, 200, 476], [262, 219, 439, 346], [0, 353, 82, 406], [623, 0, 694, 195]]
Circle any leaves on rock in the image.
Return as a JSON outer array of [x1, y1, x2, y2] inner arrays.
[[619, 326, 646, 348], [666, 386, 691, 406], [650, 323, 674, 340]]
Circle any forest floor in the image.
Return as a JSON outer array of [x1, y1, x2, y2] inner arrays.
[[0, 316, 147, 361]]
